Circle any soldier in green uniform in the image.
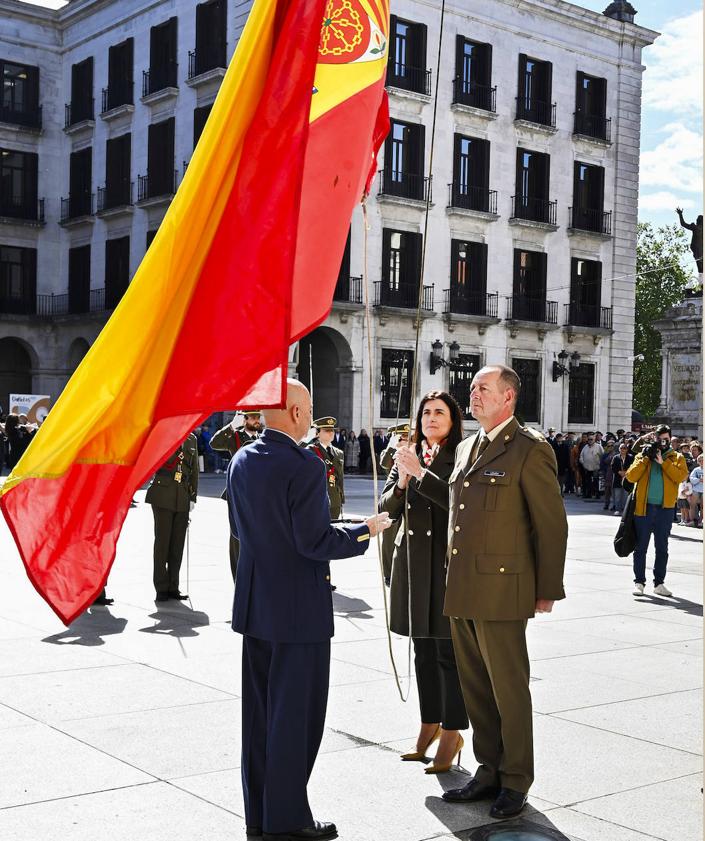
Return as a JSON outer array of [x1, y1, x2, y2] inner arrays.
[[379, 423, 410, 584], [306, 416, 345, 519], [210, 411, 262, 582], [145, 432, 199, 602]]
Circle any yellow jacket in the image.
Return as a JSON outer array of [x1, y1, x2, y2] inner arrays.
[[625, 449, 689, 516]]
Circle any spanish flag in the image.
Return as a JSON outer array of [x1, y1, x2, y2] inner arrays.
[[1, 0, 390, 624]]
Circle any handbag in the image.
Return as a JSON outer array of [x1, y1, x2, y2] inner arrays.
[[614, 490, 637, 557]]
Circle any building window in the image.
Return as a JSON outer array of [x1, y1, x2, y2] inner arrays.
[[448, 240, 487, 316], [103, 133, 131, 208], [105, 236, 130, 309], [0, 245, 36, 314], [68, 147, 92, 218], [380, 349, 414, 419], [0, 149, 38, 220], [571, 162, 606, 233], [193, 0, 227, 76], [517, 54, 554, 126], [146, 18, 178, 94], [382, 120, 425, 200], [449, 353, 481, 419], [569, 258, 602, 327], [68, 245, 91, 314], [104, 39, 134, 111], [568, 363, 595, 425], [512, 358, 540, 423], [379, 229, 423, 309], [575, 72, 608, 140], [512, 250, 548, 323], [141, 118, 175, 199], [0, 59, 40, 128], [146, 229, 158, 250], [68, 57, 94, 124], [453, 37, 493, 110], [451, 134, 490, 211], [514, 148, 553, 224], [193, 104, 213, 148], [387, 16, 429, 95]]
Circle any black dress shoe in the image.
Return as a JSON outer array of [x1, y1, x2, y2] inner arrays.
[[155, 591, 170, 602], [262, 820, 337, 840], [442, 778, 499, 802], [489, 788, 528, 819], [246, 827, 262, 838], [168, 591, 189, 600]]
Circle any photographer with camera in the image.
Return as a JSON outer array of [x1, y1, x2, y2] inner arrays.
[[625, 425, 688, 596]]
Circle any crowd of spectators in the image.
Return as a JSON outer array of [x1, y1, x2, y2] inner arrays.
[[0, 413, 40, 474], [545, 426, 703, 527]]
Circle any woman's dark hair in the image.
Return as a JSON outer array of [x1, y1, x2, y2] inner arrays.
[[412, 391, 464, 452], [4, 414, 19, 436]]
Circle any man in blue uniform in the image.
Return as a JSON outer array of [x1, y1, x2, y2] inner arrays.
[[227, 379, 391, 841]]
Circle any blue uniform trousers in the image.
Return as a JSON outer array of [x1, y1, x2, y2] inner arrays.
[[241, 635, 330, 834]]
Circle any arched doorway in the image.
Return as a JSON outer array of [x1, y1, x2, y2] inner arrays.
[[296, 327, 354, 428], [0, 338, 33, 416], [67, 338, 90, 374]]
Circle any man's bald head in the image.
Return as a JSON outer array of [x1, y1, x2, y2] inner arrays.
[[262, 378, 312, 442]]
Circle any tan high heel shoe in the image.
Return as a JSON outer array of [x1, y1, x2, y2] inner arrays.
[[424, 733, 464, 774], [400, 724, 441, 762]]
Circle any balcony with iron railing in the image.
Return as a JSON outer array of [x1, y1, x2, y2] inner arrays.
[[452, 78, 496, 112], [97, 181, 134, 213], [64, 98, 94, 128], [0, 103, 42, 130], [515, 97, 556, 128], [142, 64, 178, 97], [447, 183, 497, 215], [60, 192, 95, 223], [35, 288, 108, 316], [505, 295, 558, 325], [187, 49, 227, 82], [333, 275, 363, 305], [386, 62, 432, 96], [573, 112, 612, 143], [510, 195, 558, 226], [137, 170, 178, 203], [0, 197, 45, 224], [0, 294, 37, 315], [444, 289, 499, 319], [569, 206, 612, 236], [378, 170, 432, 203], [101, 83, 134, 115], [374, 281, 434, 311], [564, 303, 613, 331]]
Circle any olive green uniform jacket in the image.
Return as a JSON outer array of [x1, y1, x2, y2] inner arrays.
[[210, 424, 258, 456], [379, 445, 455, 637], [145, 433, 199, 510], [306, 439, 345, 518], [418, 419, 567, 621]]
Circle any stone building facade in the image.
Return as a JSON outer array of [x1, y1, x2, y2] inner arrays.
[[0, 0, 657, 433]]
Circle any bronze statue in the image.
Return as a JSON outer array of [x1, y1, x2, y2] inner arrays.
[[676, 208, 703, 274]]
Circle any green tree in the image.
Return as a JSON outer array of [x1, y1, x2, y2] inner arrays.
[[634, 223, 694, 416]]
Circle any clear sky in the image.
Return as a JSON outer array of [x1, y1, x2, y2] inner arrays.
[[18, 0, 704, 231]]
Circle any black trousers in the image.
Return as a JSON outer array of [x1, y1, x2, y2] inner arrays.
[[241, 635, 330, 834], [152, 507, 188, 593], [583, 469, 596, 499], [413, 637, 469, 731]]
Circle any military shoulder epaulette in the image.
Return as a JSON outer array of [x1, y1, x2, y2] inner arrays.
[[519, 426, 546, 443]]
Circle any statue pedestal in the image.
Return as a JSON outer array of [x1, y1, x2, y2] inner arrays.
[[653, 297, 703, 439]]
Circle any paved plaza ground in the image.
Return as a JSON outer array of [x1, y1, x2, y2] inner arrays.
[[0, 475, 701, 841]]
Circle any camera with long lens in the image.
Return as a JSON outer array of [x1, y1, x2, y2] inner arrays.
[[642, 442, 660, 461]]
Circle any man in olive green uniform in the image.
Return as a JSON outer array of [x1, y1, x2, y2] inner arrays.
[[210, 411, 261, 582], [307, 417, 345, 519], [379, 423, 410, 584], [398, 365, 567, 820], [145, 432, 200, 602]]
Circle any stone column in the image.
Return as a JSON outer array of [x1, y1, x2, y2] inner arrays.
[[656, 349, 669, 414]]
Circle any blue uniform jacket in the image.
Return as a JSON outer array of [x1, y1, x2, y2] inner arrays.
[[228, 428, 371, 643]]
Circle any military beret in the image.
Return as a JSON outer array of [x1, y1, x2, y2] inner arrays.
[[313, 416, 337, 429], [387, 422, 410, 435]]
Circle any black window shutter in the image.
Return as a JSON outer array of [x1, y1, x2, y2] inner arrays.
[[541, 153, 550, 202], [594, 260, 602, 309], [25, 66, 39, 111], [455, 35, 465, 81], [388, 14, 398, 71], [125, 39, 134, 94], [515, 147, 523, 198], [483, 43, 493, 87], [450, 239, 460, 286], [415, 123, 425, 177], [381, 229, 391, 284], [416, 23, 427, 72], [597, 77, 607, 117], [575, 71, 585, 114], [453, 133, 462, 186], [383, 120, 395, 173], [513, 249, 522, 297], [215, 0, 227, 65], [538, 252, 547, 299], [477, 243, 488, 295], [480, 138, 490, 192], [517, 53, 528, 103], [545, 61, 553, 105], [26, 153, 38, 205], [409, 232, 422, 287]]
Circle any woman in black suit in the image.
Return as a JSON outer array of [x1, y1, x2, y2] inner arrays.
[[379, 390, 468, 773]]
